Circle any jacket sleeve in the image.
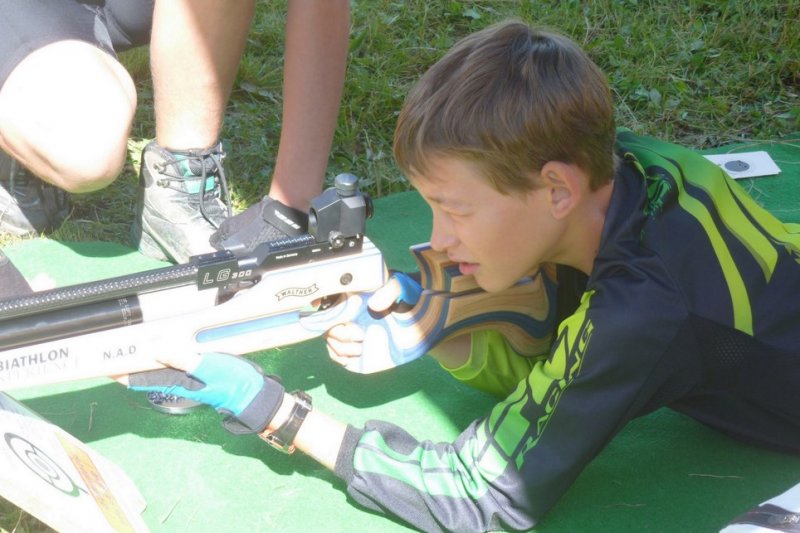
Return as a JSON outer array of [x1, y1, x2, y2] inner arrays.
[[442, 329, 545, 399], [333, 280, 687, 533]]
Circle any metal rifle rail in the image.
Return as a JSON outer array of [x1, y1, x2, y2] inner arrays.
[[0, 172, 372, 325], [0, 233, 326, 323], [0, 261, 201, 322]]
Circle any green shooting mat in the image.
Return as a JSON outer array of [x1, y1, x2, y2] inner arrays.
[[2, 136, 800, 532]]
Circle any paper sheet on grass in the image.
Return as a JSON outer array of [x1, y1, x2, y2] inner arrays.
[[0, 392, 148, 532]]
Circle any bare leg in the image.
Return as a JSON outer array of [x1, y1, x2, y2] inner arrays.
[[269, 0, 350, 211], [152, 0, 348, 209], [0, 41, 136, 193], [149, 0, 255, 150], [141, 0, 349, 258]]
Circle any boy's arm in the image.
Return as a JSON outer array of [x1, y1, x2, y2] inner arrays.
[[126, 350, 538, 531], [427, 334, 472, 369], [439, 329, 546, 398], [129, 273, 680, 532], [124, 308, 603, 532], [126, 350, 539, 531]]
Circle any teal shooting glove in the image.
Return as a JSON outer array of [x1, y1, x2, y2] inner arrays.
[[128, 353, 285, 434]]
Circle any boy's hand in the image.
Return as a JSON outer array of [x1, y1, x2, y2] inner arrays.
[[128, 353, 285, 434], [324, 272, 422, 367]]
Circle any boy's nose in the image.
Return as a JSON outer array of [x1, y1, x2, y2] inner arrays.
[[429, 215, 457, 252]]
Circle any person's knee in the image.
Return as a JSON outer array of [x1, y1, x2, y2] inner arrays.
[[5, 106, 135, 193], [0, 40, 137, 192], [50, 137, 130, 193], [48, 103, 135, 193]]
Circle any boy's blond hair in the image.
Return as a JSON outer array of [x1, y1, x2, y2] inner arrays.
[[393, 20, 616, 192]]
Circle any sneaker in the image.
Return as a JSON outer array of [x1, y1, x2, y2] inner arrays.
[[131, 141, 232, 264], [0, 151, 70, 237]]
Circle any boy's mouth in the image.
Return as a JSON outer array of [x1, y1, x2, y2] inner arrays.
[[458, 262, 479, 276]]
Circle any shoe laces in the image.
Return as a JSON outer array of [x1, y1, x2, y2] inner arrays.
[[156, 144, 233, 228]]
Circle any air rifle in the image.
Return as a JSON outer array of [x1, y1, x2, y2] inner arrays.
[[0, 175, 556, 391]]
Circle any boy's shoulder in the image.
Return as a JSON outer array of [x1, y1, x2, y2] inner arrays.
[[615, 129, 700, 166], [614, 129, 727, 188]]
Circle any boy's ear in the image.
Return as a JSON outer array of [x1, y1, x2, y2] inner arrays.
[[538, 161, 583, 219]]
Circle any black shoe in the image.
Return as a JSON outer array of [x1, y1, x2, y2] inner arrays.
[[0, 152, 70, 237]]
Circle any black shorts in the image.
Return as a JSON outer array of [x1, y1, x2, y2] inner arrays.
[[0, 0, 154, 89]]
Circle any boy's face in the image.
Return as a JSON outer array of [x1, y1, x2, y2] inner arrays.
[[410, 156, 562, 292]]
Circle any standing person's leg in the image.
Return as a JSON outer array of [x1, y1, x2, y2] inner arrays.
[[132, 0, 255, 263], [150, 0, 254, 150], [0, 0, 141, 236], [269, 0, 350, 212], [208, 0, 351, 254]]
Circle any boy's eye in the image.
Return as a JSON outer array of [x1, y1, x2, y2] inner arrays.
[[448, 210, 471, 219], [441, 203, 468, 215]]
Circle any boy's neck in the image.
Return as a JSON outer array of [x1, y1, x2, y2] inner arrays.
[[563, 179, 615, 275]]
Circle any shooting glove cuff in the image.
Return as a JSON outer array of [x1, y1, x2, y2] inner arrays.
[[222, 374, 286, 435]]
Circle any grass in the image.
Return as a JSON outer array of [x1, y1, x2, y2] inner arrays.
[[37, 0, 798, 247], [1, 0, 797, 529]]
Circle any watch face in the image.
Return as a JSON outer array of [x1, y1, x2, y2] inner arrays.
[[146, 392, 205, 415]]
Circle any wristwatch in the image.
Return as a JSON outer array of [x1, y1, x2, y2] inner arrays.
[[259, 390, 312, 454]]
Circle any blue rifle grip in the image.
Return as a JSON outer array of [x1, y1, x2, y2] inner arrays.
[[391, 271, 423, 309], [298, 288, 442, 373]]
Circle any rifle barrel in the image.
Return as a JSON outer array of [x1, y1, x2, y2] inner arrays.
[[0, 297, 144, 350], [0, 263, 198, 322]]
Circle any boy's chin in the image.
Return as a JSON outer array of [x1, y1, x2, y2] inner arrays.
[[473, 273, 516, 293]]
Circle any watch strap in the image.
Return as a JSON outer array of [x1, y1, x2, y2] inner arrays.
[[259, 390, 312, 454]]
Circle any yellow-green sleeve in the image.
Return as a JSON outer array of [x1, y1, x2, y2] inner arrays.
[[441, 330, 548, 398]]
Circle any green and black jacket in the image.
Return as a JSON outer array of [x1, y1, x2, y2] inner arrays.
[[333, 131, 800, 532]]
